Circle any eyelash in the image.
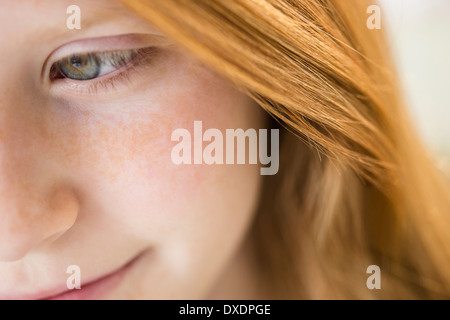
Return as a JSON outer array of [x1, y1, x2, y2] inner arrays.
[[49, 47, 156, 94]]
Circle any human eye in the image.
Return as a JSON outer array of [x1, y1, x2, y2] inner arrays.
[[48, 47, 156, 95], [49, 49, 142, 81], [45, 35, 159, 95]]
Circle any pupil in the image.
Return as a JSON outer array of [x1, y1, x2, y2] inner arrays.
[[70, 56, 84, 68]]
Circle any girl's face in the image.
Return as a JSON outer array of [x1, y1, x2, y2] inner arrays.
[[0, 1, 266, 299]]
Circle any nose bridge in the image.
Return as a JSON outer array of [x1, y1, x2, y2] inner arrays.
[[0, 92, 79, 262]]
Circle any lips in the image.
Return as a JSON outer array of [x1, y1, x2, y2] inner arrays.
[[1, 250, 147, 300], [44, 261, 130, 300]]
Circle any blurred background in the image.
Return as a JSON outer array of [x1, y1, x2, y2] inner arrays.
[[379, 0, 450, 166]]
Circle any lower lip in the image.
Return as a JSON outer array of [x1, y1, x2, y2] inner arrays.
[[44, 252, 144, 300]]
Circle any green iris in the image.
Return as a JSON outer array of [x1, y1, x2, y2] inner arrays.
[[57, 54, 101, 81]]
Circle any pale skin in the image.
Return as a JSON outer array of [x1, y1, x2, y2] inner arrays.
[[0, 0, 267, 299]]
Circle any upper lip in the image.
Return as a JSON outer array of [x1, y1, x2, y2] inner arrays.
[[0, 250, 147, 300]]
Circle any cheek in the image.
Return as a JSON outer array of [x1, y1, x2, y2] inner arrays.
[[41, 58, 264, 252], [46, 61, 263, 201]]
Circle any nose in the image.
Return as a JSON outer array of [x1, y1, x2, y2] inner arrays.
[[0, 185, 79, 262], [0, 100, 79, 262]]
